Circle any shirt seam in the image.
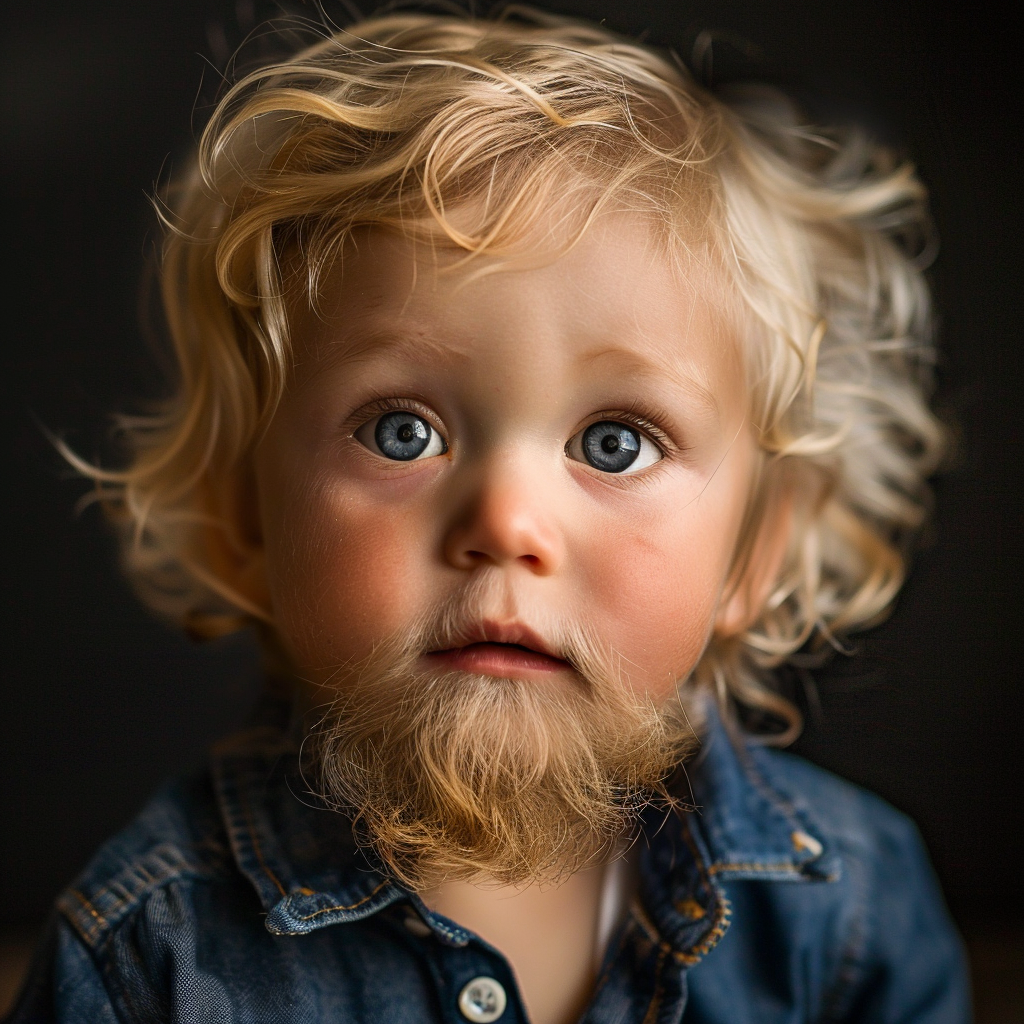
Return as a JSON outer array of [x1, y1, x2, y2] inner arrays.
[[287, 879, 392, 922], [67, 888, 107, 945], [58, 845, 216, 949], [708, 861, 803, 876], [640, 946, 668, 1024], [234, 760, 288, 898], [820, 846, 870, 1021], [676, 818, 732, 965], [701, 731, 826, 871]]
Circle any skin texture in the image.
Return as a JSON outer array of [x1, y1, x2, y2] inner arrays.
[[243, 214, 772, 1024], [252, 217, 757, 693]]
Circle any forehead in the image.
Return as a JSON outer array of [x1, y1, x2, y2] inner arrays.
[[287, 213, 742, 413]]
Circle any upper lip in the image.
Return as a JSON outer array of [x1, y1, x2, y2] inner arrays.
[[437, 621, 564, 661]]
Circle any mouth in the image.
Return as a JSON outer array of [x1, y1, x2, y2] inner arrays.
[[422, 623, 570, 677]]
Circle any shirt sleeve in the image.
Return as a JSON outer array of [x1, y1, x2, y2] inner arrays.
[[3, 918, 122, 1024], [835, 810, 971, 1024]]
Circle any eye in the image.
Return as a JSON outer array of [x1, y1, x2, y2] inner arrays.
[[566, 420, 662, 474], [355, 410, 447, 461]]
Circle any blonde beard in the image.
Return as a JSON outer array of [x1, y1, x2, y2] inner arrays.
[[307, 591, 701, 892]]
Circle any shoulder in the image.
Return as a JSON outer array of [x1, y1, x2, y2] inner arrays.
[[685, 719, 929, 888], [55, 768, 239, 952], [6, 769, 264, 1023], [738, 743, 955, 948], [748, 744, 926, 863], [706, 743, 971, 1023], [680, 715, 970, 1022]]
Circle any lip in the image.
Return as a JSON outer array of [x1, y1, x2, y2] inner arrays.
[[423, 621, 570, 677]]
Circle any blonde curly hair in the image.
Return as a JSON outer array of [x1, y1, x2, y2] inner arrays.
[[73, 7, 944, 741]]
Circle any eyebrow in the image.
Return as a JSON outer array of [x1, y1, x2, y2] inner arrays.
[[299, 317, 473, 381], [301, 315, 724, 422], [577, 347, 722, 420], [346, 328, 469, 365]]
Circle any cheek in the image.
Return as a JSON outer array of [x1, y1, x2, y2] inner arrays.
[[580, 466, 752, 699], [260, 474, 428, 675], [587, 526, 725, 697]]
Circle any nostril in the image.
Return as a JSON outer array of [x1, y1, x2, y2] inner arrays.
[[444, 517, 563, 574]]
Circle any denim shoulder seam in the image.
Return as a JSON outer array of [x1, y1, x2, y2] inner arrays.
[[57, 842, 217, 950], [737, 742, 811, 836], [819, 833, 871, 1021]]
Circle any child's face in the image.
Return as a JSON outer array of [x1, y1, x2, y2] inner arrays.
[[251, 213, 757, 699]]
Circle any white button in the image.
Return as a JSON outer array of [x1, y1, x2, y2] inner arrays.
[[458, 976, 507, 1023]]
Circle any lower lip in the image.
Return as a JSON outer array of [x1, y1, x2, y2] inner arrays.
[[424, 642, 569, 677]]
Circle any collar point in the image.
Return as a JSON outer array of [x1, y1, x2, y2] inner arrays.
[[264, 879, 399, 935]]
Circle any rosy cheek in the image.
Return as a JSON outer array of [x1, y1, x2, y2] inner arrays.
[[581, 508, 728, 699], [265, 484, 424, 673]]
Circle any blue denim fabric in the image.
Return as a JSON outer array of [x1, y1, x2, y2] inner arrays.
[[6, 698, 970, 1023]]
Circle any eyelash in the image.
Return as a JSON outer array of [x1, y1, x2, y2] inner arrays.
[[348, 396, 444, 436], [348, 398, 685, 461], [587, 404, 680, 457]]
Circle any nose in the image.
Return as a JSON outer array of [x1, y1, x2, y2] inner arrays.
[[442, 463, 565, 576]]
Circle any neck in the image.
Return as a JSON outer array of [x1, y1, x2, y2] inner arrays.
[[421, 865, 607, 1024]]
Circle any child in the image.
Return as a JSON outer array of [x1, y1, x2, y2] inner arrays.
[[8, 7, 969, 1023]]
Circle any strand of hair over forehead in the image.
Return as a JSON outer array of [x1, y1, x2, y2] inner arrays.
[[197, 9, 722, 392], [72, 8, 946, 744]]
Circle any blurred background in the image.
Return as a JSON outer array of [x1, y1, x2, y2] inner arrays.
[[1, 1, 1021, 1018]]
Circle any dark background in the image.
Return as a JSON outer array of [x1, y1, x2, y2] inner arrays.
[[1, 0, 1021, 988]]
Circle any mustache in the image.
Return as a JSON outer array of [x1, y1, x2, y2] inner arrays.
[[319, 571, 637, 697]]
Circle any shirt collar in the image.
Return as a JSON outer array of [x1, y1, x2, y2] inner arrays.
[[210, 693, 835, 957], [688, 705, 839, 882]]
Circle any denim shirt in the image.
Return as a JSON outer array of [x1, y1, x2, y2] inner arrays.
[[7, 699, 969, 1024]]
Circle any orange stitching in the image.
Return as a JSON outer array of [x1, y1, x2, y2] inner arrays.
[[289, 879, 391, 922], [630, 819, 730, 969], [675, 897, 706, 920], [708, 861, 802, 876], [70, 889, 107, 931], [729, 741, 821, 856], [640, 947, 668, 1024], [672, 819, 732, 964], [631, 898, 703, 966], [63, 848, 197, 940], [234, 765, 287, 898], [78, 848, 195, 919], [76, 883, 117, 914], [675, 895, 731, 965]]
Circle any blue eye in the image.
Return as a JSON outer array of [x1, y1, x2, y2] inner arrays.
[[567, 420, 661, 474], [356, 410, 447, 461]]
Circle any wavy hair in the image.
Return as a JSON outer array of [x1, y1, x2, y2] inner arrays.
[[73, 7, 944, 742]]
